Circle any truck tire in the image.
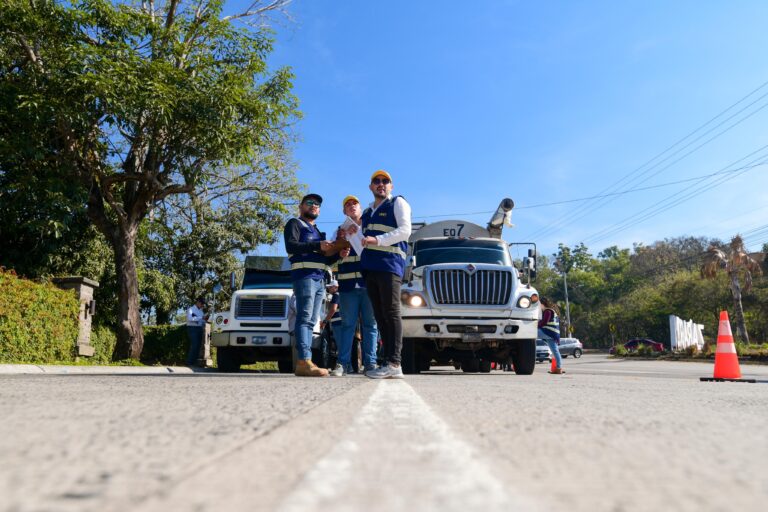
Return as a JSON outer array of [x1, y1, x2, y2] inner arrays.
[[461, 358, 480, 373], [479, 359, 492, 373], [511, 339, 536, 375], [401, 338, 417, 374], [277, 359, 293, 373], [217, 347, 241, 373]]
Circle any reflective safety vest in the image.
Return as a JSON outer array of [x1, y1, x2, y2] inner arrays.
[[287, 218, 328, 281], [360, 196, 408, 278], [337, 245, 365, 292], [541, 308, 561, 341]]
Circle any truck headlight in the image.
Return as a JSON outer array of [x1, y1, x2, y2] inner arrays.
[[517, 296, 531, 308], [401, 291, 427, 307]]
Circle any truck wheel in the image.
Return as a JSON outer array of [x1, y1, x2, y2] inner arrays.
[[417, 356, 431, 373], [479, 359, 492, 373], [217, 347, 241, 373], [511, 339, 536, 375], [277, 360, 293, 373], [573, 348, 582, 358], [461, 358, 480, 373], [401, 338, 417, 374]]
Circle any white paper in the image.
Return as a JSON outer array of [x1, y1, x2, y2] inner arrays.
[[340, 216, 364, 255]]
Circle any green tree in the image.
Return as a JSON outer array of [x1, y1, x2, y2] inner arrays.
[[1, 0, 298, 359], [701, 235, 764, 343], [141, 164, 300, 323]]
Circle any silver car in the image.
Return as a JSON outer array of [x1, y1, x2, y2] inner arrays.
[[558, 337, 583, 358], [536, 339, 552, 363]]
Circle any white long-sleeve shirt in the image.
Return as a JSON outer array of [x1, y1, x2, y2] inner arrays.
[[186, 305, 205, 327], [368, 195, 412, 246]]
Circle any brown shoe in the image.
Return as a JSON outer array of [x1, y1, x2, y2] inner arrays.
[[548, 367, 565, 374], [294, 359, 329, 377]]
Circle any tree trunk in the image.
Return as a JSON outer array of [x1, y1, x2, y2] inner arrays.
[[729, 272, 750, 344], [111, 228, 145, 360]]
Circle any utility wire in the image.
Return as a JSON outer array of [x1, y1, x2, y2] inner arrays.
[[584, 147, 768, 245], [523, 79, 768, 241], [529, 96, 768, 242]]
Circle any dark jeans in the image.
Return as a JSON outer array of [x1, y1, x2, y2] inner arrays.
[[364, 270, 403, 365], [186, 325, 204, 366]]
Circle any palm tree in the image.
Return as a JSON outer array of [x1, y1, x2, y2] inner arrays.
[[700, 235, 764, 343]]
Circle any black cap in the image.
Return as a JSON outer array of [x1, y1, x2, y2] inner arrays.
[[301, 193, 323, 205]]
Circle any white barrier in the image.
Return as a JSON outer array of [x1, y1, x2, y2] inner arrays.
[[669, 315, 704, 352]]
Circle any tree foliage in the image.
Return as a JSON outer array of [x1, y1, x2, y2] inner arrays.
[[1, 0, 299, 359]]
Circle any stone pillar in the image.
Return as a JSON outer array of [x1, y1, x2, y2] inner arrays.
[[52, 277, 99, 357]]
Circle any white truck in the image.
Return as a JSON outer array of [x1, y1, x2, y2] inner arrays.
[[399, 198, 541, 374], [210, 256, 301, 373]]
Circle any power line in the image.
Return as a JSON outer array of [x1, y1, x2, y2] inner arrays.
[[583, 145, 768, 245], [316, 161, 767, 226], [523, 79, 768, 241]]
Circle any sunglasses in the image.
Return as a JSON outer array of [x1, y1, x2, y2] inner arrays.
[[304, 200, 321, 207], [371, 178, 391, 185]]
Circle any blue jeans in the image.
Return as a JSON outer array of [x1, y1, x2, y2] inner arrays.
[[293, 278, 325, 360], [339, 287, 378, 368], [186, 325, 204, 366], [539, 328, 562, 368]]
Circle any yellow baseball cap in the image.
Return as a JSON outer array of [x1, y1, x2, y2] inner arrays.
[[370, 170, 392, 182], [342, 195, 359, 209]]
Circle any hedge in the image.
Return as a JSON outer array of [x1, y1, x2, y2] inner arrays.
[[0, 269, 79, 363], [142, 325, 190, 365]]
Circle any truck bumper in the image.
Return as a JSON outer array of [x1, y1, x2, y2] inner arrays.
[[401, 317, 537, 341], [210, 330, 292, 348]]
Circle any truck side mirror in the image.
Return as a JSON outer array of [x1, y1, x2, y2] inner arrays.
[[230, 271, 237, 291]]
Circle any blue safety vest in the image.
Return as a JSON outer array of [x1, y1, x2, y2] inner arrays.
[[287, 218, 328, 281], [541, 308, 561, 341], [337, 245, 365, 292], [361, 196, 408, 278], [329, 293, 342, 324]]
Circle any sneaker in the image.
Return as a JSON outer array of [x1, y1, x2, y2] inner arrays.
[[330, 363, 345, 377], [366, 364, 404, 379], [363, 365, 378, 376]]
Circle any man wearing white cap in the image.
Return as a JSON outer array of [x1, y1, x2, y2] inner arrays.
[[360, 170, 412, 379], [332, 195, 379, 376]]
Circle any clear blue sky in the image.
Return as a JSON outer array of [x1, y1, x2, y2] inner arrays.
[[236, 0, 768, 258]]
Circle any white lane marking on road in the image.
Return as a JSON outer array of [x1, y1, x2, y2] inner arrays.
[[277, 380, 537, 512]]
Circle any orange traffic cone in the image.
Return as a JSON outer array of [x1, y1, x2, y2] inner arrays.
[[700, 311, 755, 383], [550, 354, 558, 372]]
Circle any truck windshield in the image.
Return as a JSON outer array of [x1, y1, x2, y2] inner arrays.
[[413, 239, 512, 267], [241, 271, 293, 289]]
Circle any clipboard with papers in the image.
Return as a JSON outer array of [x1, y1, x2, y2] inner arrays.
[[340, 216, 364, 255]]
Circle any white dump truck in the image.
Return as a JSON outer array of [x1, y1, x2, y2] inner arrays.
[[399, 198, 540, 374], [211, 256, 301, 373]]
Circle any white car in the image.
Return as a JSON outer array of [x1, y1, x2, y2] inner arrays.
[[536, 339, 552, 363]]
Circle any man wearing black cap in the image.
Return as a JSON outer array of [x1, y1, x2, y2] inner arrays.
[[284, 193, 338, 377], [186, 297, 208, 367]]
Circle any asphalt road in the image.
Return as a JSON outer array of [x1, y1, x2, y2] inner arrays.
[[2, 354, 767, 512]]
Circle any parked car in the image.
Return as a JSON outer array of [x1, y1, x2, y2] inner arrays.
[[536, 339, 552, 363], [609, 338, 664, 354], [559, 337, 583, 358]]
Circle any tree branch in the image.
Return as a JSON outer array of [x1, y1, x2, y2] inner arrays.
[[222, 0, 292, 22]]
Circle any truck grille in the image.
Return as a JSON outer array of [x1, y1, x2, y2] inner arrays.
[[428, 269, 512, 305], [236, 297, 287, 318]]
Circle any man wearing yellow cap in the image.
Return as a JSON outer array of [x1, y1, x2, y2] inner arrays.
[[329, 195, 379, 377], [360, 170, 412, 379]]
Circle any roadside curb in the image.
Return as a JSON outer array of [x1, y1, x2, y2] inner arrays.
[[0, 364, 200, 375]]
